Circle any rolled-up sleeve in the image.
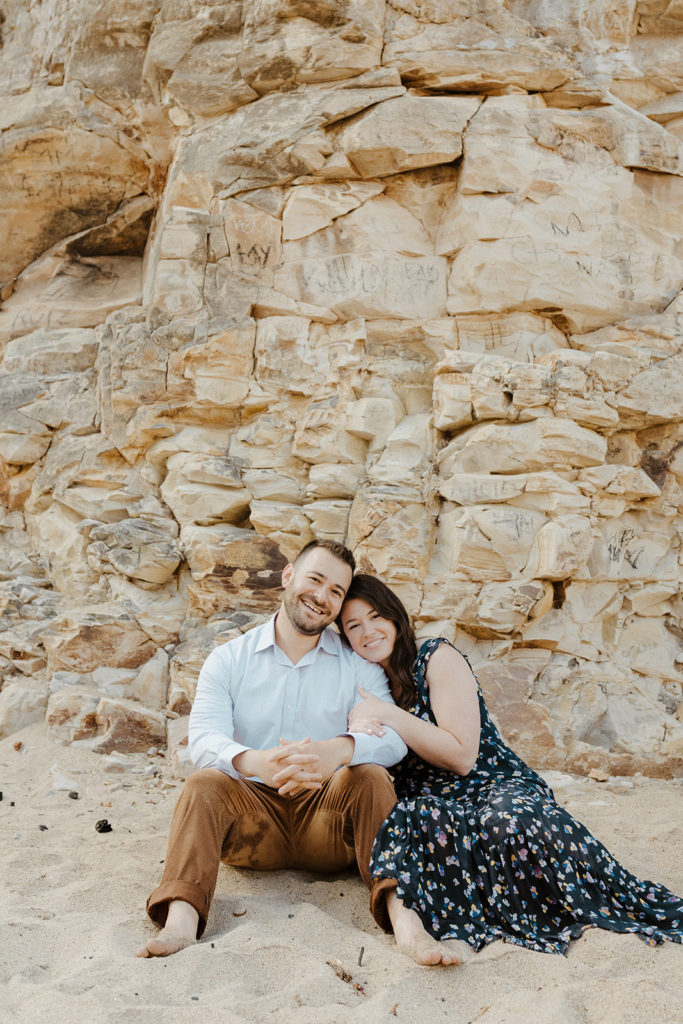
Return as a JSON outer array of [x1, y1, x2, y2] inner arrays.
[[346, 657, 407, 768], [187, 648, 248, 777]]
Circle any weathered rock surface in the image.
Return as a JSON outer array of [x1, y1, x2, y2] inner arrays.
[[0, 0, 681, 777]]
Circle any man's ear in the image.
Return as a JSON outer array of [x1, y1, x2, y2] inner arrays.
[[281, 562, 295, 587]]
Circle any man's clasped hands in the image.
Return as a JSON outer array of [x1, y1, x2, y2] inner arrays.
[[233, 691, 385, 796]]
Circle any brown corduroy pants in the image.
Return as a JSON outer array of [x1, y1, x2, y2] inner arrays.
[[146, 764, 397, 938]]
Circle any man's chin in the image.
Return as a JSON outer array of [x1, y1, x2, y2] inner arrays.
[[296, 624, 326, 636], [282, 593, 331, 635], [292, 614, 328, 636]]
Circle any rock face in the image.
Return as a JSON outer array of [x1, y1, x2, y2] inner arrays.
[[0, 0, 681, 776]]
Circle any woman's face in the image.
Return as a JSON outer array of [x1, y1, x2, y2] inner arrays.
[[340, 597, 397, 669]]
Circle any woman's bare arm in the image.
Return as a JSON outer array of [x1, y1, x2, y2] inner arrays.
[[347, 643, 480, 775]]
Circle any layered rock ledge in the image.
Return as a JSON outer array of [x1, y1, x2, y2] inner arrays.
[[0, 0, 681, 776]]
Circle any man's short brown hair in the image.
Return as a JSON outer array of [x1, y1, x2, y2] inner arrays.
[[293, 539, 355, 574]]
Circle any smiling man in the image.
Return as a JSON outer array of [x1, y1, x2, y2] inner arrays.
[[138, 539, 407, 957]]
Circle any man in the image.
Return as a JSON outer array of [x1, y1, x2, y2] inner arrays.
[[138, 538, 407, 957]]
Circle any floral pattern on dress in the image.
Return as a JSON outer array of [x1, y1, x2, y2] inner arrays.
[[370, 637, 683, 955]]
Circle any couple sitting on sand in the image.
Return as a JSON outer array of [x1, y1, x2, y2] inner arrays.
[[139, 539, 683, 964]]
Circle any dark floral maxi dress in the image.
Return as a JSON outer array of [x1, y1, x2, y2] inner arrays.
[[370, 638, 683, 955]]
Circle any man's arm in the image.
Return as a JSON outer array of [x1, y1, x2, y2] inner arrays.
[[345, 658, 408, 767], [187, 647, 249, 778], [189, 648, 325, 794], [268, 655, 406, 790]]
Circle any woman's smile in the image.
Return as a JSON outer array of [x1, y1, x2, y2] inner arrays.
[[341, 597, 397, 668]]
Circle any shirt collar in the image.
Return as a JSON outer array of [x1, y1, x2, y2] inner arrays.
[[255, 613, 341, 657], [254, 614, 278, 652]]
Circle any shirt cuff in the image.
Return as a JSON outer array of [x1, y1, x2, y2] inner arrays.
[[346, 731, 379, 766], [219, 740, 251, 779]]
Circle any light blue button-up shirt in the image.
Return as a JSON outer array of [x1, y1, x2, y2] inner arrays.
[[188, 614, 407, 779]]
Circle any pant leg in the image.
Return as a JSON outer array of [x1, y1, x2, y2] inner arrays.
[[291, 764, 397, 888], [370, 877, 397, 933], [146, 764, 397, 938], [146, 769, 292, 938]]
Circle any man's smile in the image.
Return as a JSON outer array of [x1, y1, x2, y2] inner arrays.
[[301, 597, 326, 616]]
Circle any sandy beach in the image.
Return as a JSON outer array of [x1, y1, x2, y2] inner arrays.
[[2, 722, 681, 1024]]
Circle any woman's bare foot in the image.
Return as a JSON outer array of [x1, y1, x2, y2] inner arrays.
[[386, 891, 460, 966], [137, 899, 199, 958]]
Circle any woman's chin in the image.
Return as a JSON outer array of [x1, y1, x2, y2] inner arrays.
[[362, 648, 390, 668]]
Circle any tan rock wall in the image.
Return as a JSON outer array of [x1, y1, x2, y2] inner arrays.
[[0, 0, 681, 774]]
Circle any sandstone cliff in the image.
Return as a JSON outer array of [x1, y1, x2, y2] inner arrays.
[[0, 0, 681, 776]]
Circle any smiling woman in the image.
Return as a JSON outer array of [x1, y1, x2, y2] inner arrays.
[[340, 599, 397, 668], [336, 573, 683, 968]]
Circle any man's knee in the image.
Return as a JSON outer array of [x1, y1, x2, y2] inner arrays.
[[175, 768, 251, 824], [329, 764, 396, 812], [348, 763, 394, 790], [333, 763, 391, 787], [180, 767, 231, 802]]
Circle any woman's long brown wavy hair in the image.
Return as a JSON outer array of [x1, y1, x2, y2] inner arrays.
[[338, 574, 418, 711]]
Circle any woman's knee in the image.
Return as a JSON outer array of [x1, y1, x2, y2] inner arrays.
[[479, 791, 540, 843]]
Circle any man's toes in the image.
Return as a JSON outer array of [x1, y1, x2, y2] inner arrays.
[[136, 931, 194, 958]]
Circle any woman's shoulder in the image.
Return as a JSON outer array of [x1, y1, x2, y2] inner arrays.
[[416, 637, 477, 676], [417, 636, 460, 658]]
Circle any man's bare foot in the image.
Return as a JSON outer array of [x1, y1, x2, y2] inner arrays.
[[386, 890, 460, 967], [137, 899, 199, 958]]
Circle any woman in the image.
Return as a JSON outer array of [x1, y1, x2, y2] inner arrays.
[[339, 574, 683, 966]]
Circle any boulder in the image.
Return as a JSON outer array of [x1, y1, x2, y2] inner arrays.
[[160, 453, 251, 528], [384, 7, 575, 93], [92, 697, 167, 755], [439, 418, 607, 477], [43, 607, 158, 674], [274, 253, 448, 320], [46, 687, 100, 745], [182, 525, 286, 618], [86, 518, 181, 585], [282, 182, 385, 240], [240, 0, 385, 93], [0, 679, 49, 740], [436, 505, 548, 581]]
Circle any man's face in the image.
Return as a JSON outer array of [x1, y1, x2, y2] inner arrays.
[[281, 548, 352, 636]]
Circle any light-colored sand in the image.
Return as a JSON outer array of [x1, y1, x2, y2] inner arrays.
[[2, 722, 682, 1024]]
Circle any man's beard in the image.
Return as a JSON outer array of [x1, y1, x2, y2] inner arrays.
[[282, 588, 329, 636]]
